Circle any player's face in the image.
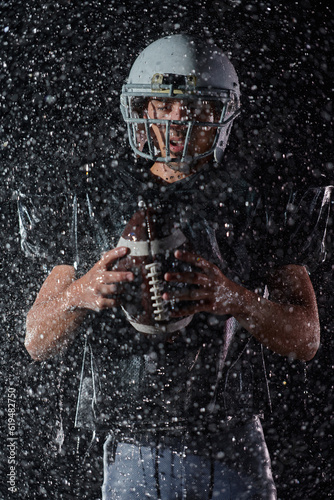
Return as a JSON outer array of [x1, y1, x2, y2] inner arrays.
[[146, 98, 219, 164]]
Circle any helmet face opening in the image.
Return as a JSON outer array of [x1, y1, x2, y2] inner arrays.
[[120, 35, 241, 165], [121, 90, 239, 165]]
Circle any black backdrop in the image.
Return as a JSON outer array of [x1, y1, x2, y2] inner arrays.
[[1, 1, 333, 498]]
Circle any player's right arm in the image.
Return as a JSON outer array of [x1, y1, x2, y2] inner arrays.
[[25, 247, 133, 361]]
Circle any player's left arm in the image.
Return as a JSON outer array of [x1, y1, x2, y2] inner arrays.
[[163, 250, 320, 362]]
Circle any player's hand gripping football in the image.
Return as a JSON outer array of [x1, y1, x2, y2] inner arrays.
[[163, 250, 241, 317], [72, 246, 133, 312]]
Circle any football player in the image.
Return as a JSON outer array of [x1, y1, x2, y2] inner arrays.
[[23, 35, 319, 499]]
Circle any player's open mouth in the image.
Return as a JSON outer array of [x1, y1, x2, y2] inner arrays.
[[169, 139, 185, 153]]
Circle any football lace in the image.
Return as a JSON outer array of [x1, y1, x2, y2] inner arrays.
[[145, 262, 168, 321]]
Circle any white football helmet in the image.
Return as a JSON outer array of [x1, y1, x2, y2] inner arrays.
[[120, 34, 241, 165]]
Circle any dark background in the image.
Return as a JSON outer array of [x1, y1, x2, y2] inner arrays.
[[1, 0, 333, 498]]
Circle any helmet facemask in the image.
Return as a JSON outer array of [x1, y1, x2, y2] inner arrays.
[[121, 81, 240, 170], [120, 35, 241, 168]]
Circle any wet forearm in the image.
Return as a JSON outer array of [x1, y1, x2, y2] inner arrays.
[[25, 287, 87, 361], [233, 287, 319, 361]]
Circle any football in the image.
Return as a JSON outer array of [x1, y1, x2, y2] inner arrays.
[[112, 202, 194, 335]]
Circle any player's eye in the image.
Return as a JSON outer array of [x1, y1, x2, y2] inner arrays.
[[154, 100, 170, 111], [188, 100, 209, 113]]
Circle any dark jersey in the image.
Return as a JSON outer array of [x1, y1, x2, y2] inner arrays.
[[19, 160, 300, 441]]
